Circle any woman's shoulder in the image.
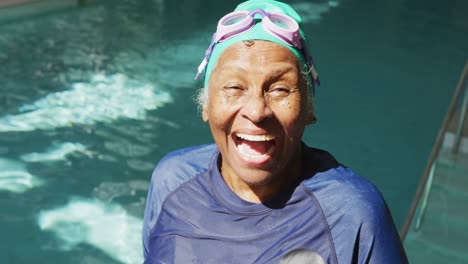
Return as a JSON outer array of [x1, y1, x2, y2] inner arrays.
[[301, 147, 406, 263], [302, 145, 387, 219], [305, 166, 385, 210], [143, 144, 218, 257], [157, 144, 217, 170], [149, 143, 217, 192]]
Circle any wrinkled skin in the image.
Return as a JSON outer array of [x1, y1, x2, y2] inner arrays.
[[203, 40, 314, 203]]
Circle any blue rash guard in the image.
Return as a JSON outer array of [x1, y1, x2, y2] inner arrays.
[[142, 144, 408, 263]]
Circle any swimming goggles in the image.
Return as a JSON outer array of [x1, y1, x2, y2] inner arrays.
[[195, 8, 319, 86]]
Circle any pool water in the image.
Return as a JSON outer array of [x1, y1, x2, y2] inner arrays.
[[0, 0, 466, 263]]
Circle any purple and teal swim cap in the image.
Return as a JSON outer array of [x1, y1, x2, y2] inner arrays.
[[203, 0, 318, 91]]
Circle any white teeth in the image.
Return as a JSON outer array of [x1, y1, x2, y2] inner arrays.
[[236, 133, 274, 141]]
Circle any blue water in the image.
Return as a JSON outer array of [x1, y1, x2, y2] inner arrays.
[[0, 0, 466, 263]]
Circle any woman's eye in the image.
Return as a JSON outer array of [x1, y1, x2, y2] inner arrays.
[[226, 86, 241, 90], [269, 87, 290, 97], [223, 85, 244, 95]]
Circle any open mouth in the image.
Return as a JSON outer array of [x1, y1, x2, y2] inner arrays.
[[233, 133, 276, 165]]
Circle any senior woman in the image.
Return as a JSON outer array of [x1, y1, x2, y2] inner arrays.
[[142, 0, 408, 263]]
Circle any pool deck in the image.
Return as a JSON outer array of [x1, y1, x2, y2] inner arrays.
[[0, 0, 81, 23], [0, 0, 41, 8], [404, 113, 468, 263]]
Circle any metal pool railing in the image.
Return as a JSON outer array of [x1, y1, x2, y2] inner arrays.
[[400, 60, 468, 240]]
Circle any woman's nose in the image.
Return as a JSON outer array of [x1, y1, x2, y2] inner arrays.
[[240, 93, 273, 123]]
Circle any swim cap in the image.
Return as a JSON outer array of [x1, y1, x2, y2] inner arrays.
[[204, 0, 317, 90]]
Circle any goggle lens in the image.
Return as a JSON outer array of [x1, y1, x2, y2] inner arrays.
[[222, 15, 247, 26], [270, 17, 289, 29]]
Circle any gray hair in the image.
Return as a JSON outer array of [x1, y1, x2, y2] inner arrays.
[[195, 86, 209, 113]]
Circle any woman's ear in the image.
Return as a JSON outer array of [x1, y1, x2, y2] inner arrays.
[[202, 103, 209, 122], [198, 87, 209, 122], [306, 111, 317, 125], [305, 96, 316, 125]]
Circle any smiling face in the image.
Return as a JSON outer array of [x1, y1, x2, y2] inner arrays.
[[203, 40, 314, 202]]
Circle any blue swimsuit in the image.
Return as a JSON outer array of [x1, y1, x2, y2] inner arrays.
[[142, 144, 407, 263]]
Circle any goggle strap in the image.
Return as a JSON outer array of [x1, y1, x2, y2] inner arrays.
[[195, 34, 218, 80], [195, 58, 208, 80], [310, 64, 318, 83]]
